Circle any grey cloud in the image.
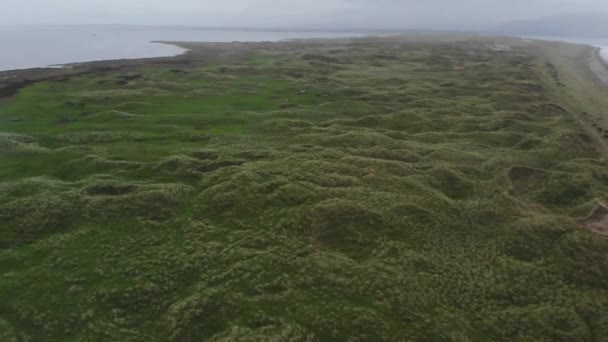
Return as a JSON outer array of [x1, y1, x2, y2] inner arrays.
[[4, 0, 608, 29]]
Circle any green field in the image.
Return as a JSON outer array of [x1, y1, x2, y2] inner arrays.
[[1, 36, 608, 341]]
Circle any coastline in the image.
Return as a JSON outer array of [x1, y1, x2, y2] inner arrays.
[[590, 46, 608, 85], [0, 41, 234, 98], [3, 33, 608, 340], [594, 42, 608, 62], [0, 37, 361, 98], [597, 47, 608, 69], [3, 35, 607, 100], [0, 28, 372, 73]]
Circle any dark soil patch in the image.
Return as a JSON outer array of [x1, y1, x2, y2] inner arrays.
[[0, 81, 34, 98], [538, 103, 569, 116], [577, 133, 593, 144], [115, 74, 143, 86], [85, 184, 138, 196], [234, 150, 272, 160], [169, 69, 188, 74], [280, 103, 298, 109], [508, 166, 545, 195], [284, 71, 304, 78], [546, 61, 566, 87], [55, 117, 78, 125], [189, 150, 220, 160], [310, 199, 383, 258], [301, 54, 340, 64], [371, 54, 400, 61], [517, 82, 545, 94], [120, 74, 143, 81]]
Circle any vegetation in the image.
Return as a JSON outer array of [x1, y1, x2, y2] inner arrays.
[[1, 36, 608, 341]]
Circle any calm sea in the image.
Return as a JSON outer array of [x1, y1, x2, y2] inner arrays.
[[0, 26, 368, 71], [1, 27, 606, 72]]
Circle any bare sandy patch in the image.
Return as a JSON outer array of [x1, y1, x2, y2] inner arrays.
[[584, 202, 608, 236]]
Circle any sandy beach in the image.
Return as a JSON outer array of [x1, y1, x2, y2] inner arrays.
[[591, 47, 608, 85]]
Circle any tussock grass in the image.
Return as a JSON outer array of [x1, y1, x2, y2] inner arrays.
[[1, 36, 608, 341]]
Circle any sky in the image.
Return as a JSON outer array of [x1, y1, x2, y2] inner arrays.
[[4, 0, 608, 30]]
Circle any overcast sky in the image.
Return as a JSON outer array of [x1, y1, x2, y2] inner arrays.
[[4, 0, 608, 29]]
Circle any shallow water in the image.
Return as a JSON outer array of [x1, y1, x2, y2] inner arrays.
[[0, 26, 368, 71]]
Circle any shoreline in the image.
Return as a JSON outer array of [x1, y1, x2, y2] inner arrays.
[[0, 28, 374, 74], [0, 36, 361, 98], [0, 41, 238, 98], [590, 46, 608, 85], [597, 47, 608, 70], [0, 41, 195, 76], [2, 35, 607, 100], [0, 41, 189, 74]]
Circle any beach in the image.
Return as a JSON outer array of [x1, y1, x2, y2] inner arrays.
[[601, 47, 608, 62], [596, 48, 608, 84]]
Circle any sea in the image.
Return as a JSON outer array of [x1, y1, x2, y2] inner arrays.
[[0, 25, 368, 71], [1, 26, 607, 72]]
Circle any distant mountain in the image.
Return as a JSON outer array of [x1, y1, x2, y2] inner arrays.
[[496, 13, 608, 38]]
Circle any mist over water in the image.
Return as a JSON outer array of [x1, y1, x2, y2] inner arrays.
[[1, 25, 607, 72], [0, 26, 367, 71]]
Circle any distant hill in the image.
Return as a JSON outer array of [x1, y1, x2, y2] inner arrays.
[[496, 13, 608, 38]]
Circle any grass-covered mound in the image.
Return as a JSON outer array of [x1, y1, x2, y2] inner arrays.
[[1, 36, 608, 341]]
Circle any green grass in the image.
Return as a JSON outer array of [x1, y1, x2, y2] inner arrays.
[[1, 36, 608, 341]]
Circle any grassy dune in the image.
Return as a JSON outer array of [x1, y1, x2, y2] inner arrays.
[[1, 35, 608, 341]]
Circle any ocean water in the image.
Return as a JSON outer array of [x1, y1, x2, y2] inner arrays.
[[2, 27, 606, 72], [0, 26, 368, 71]]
